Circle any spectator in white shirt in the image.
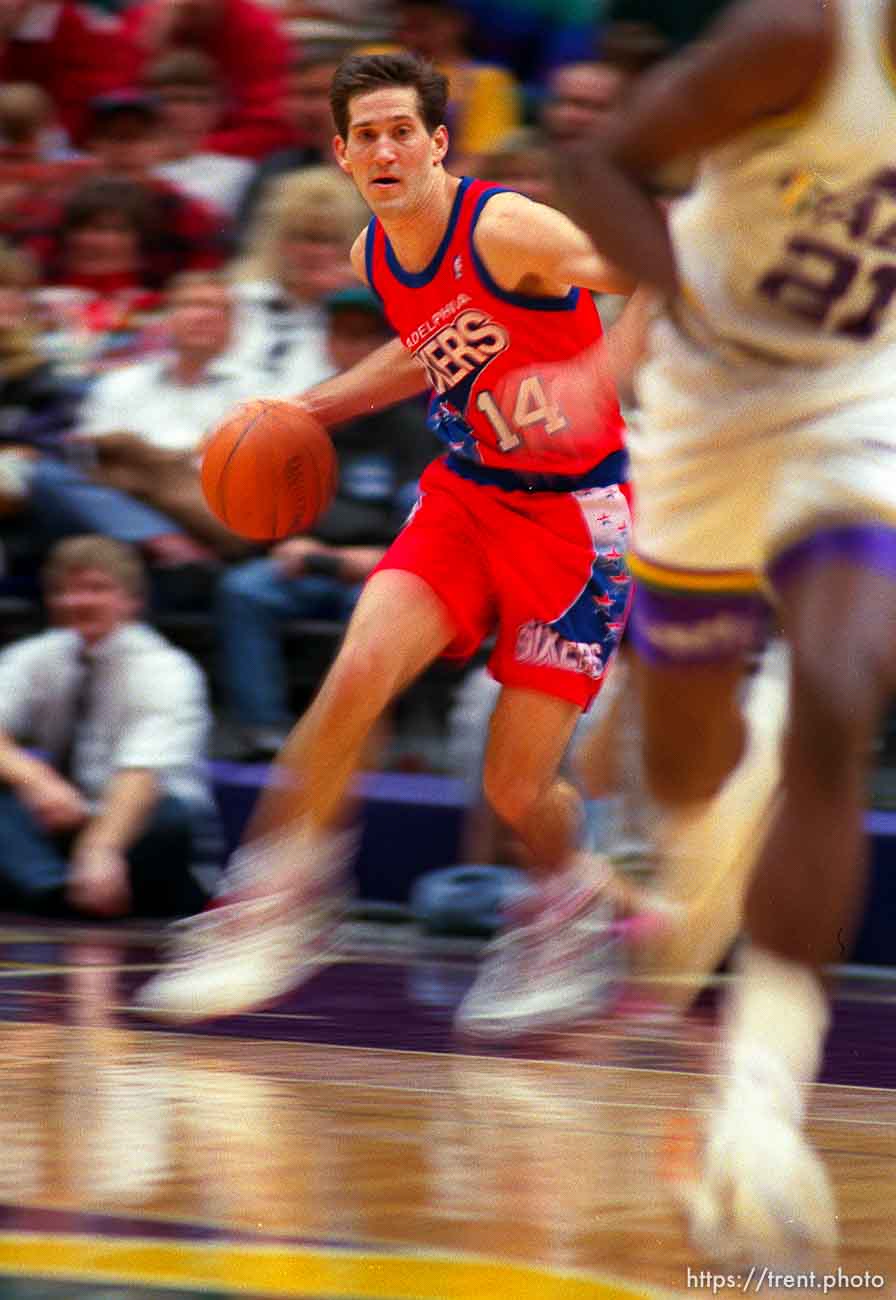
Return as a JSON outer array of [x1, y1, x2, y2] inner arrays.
[[0, 534, 219, 917], [28, 272, 270, 591]]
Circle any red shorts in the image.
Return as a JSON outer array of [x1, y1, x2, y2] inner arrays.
[[374, 456, 633, 709]]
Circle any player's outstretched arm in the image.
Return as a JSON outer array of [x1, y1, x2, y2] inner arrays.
[[292, 228, 430, 427], [555, 0, 831, 296], [474, 190, 637, 297], [296, 336, 428, 429]]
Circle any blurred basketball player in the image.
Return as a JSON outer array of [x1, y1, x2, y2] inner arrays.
[[135, 51, 640, 1039], [552, 0, 896, 1265]]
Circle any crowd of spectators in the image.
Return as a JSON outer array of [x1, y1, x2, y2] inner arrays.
[[0, 0, 638, 624], [0, 0, 738, 917]]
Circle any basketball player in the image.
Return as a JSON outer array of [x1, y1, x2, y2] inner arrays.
[[135, 51, 640, 1038], [550, 0, 896, 1263]]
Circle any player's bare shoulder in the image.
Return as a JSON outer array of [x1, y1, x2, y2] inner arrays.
[[350, 228, 370, 285], [474, 189, 630, 296], [474, 191, 571, 295], [474, 189, 555, 253]]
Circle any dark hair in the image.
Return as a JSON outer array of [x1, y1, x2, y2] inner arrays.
[[144, 49, 220, 91], [60, 176, 155, 241], [87, 90, 160, 132], [330, 51, 448, 140]]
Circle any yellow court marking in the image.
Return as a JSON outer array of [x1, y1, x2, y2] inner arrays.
[[0, 1233, 680, 1300]]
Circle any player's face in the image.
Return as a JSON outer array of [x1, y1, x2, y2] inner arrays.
[[334, 87, 448, 215]]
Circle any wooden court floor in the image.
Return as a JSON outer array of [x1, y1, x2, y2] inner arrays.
[[0, 919, 893, 1300]]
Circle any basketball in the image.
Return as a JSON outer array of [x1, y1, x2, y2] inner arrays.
[[200, 398, 338, 541]]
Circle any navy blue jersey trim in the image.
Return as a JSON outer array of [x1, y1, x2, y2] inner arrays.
[[469, 187, 580, 312], [445, 448, 628, 493], [383, 177, 473, 287], [364, 218, 386, 305]]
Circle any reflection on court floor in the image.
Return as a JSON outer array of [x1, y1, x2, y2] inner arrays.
[[0, 922, 892, 1299]]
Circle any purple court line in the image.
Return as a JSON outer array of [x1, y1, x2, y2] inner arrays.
[[1, 946, 896, 1089], [0, 1203, 389, 1254]]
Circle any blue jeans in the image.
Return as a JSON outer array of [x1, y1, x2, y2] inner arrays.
[[216, 557, 362, 728], [0, 788, 212, 917], [30, 458, 177, 543]]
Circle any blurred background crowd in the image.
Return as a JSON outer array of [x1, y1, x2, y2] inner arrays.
[[3, 0, 891, 921], [0, 0, 715, 704]]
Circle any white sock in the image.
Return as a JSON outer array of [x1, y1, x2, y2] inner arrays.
[[720, 943, 830, 1127]]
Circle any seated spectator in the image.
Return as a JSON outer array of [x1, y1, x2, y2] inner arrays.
[[0, 242, 82, 518], [235, 44, 344, 242], [540, 59, 627, 143], [28, 272, 267, 598], [474, 127, 553, 205], [386, 0, 522, 169], [234, 165, 367, 389], [216, 285, 435, 759], [0, 85, 94, 257], [80, 91, 229, 266], [8, 96, 228, 362], [0, 0, 142, 147], [123, 0, 295, 160], [144, 50, 255, 217], [30, 177, 167, 372], [0, 534, 219, 917], [0, 82, 74, 164]]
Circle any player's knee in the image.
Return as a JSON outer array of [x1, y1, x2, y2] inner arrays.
[[481, 761, 544, 831]]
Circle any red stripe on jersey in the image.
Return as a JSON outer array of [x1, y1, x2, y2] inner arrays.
[[366, 177, 624, 477]]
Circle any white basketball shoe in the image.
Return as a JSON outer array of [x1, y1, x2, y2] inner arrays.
[[132, 827, 355, 1024], [453, 867, 623, 1040], [665, 1093, 838, 1271]]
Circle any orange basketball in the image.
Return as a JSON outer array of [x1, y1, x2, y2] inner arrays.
[[200, 399, 338, 541]]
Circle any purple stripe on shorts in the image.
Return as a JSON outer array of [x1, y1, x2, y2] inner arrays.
[[769, 524, 896, 590], [630, 584, 769, 665]]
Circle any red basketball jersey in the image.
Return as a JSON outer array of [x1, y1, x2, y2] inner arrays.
[[365, 177, 624, 477]]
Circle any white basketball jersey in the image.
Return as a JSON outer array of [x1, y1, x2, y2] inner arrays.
[[670, 0, 896, 366]]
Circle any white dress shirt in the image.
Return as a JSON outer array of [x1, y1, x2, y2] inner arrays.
[[77, 351, 283, 454], [0, 624, 214, 810], [153, 154, 255, 218]]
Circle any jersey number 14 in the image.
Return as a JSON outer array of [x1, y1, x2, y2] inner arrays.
[[475, 375, 568, 452]]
